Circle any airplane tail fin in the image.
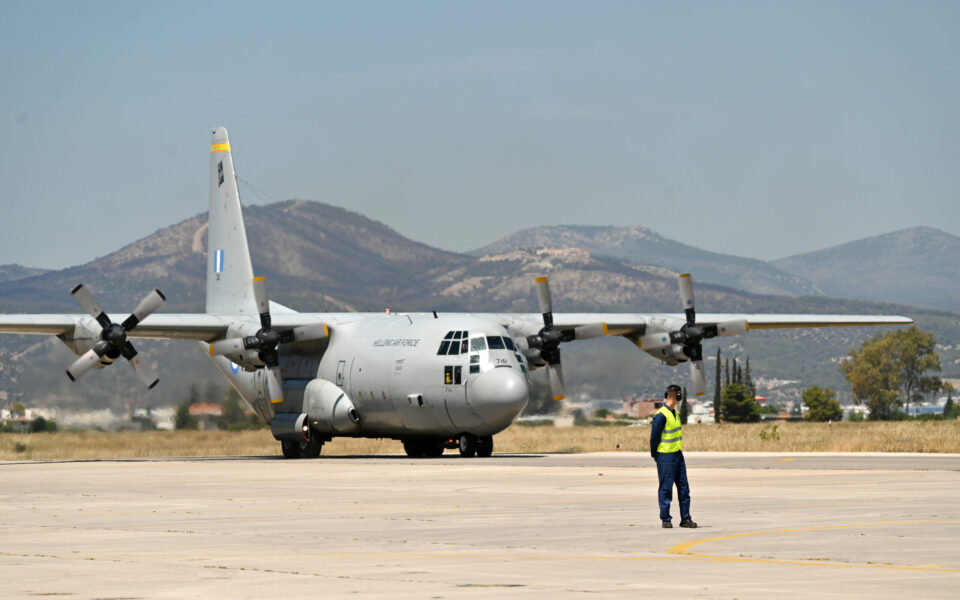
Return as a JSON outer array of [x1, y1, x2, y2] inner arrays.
[[206, 127, 257, 315]]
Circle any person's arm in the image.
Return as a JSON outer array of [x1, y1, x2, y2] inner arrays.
[[650, 413, 665, 459]]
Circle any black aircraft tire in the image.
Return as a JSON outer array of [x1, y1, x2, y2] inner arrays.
[[476, 435, 493, 458], [403, 439, 425, 458], [281, 440, 300, 459], [459, 434, 478, 458], [299, 436, 323, 459], [425, 441, 445, 458]]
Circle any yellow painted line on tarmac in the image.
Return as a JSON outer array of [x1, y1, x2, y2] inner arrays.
[[667, 519, 960, 573], [780, 458, 795, 462]]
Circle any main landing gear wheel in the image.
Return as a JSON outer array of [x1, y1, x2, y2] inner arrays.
[[403, 439, 426, 458], [403, 438, 444, 458], [459, 433, 478, 458], [299, 436, 323, 458], [476, 435, 493, 458], [281, 440, 299, 459]]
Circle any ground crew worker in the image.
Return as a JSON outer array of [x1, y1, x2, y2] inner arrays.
[[650, 384, 697, 528]]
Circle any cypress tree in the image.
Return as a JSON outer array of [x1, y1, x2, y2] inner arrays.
[[714, 347, 722, 423], [744, 357, 754, 396], [724, 359, 730, 386], [679, 386, 689, 424]]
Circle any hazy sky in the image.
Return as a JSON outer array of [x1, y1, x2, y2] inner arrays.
[[1, 1, 957, 270]]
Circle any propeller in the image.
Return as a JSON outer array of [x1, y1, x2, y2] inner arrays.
[[525, 276, 608, 401], [66, 284, 166, 388], [209, 276, 329, 404], [651, 274, 749, 396]]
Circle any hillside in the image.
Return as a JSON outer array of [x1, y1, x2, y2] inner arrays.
[[773, 226, 960, 314], [0, 264, 49, 283], [473, 225, 822, 297]]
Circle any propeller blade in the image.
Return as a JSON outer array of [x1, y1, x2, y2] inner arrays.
[[574, 322, 608, 340], [715, 319, 749, 337], [209, 338, 247, 356], [265, 366, 285, 406], [534, 276, 553, 324], [690, 360, 706, 396], [638, 332, 672, 351], [122, 289, 166, 330], [127, 352, 159, 389], [547, 363, 565, 401], [678, 273, 695, 325], [66, 348, 103, 381], [253, 276, 270, 327], [71, 284, 111, 328]]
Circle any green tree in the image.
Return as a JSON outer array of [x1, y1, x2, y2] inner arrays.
[[721, 383, 760, 423], [11, 402, 26, 417], [679, 386, 689, 425], [744, 357, 755, 397], [29, 416, 57, 433], [802, 386, 843, 422], [943, 382, 957, 420], [218, 387, 248, 430], [840, 327, 941, 420], [713, 347, 722, 423], [893, 327, 942, 415], [174, 400, 198, 430]]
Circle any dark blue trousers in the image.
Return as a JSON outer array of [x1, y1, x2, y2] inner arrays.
[[656, 451, 691, 522]]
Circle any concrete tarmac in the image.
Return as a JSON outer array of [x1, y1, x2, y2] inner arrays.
[[1, 452, 958, 599]]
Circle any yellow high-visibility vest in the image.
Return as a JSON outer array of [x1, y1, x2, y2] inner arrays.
[[656, 406, 682, 453]]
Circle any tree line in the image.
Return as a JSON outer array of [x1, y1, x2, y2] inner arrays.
[[698, 326, 951, 423]]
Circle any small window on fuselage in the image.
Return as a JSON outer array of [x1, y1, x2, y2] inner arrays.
[[470, 337, 487, 351]]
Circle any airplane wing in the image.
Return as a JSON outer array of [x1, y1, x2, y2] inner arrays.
[[495, 312, 913, 337], [0, 314, 232, 341]]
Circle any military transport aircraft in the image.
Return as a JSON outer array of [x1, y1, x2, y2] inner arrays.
[[0, 128, 912, 458]]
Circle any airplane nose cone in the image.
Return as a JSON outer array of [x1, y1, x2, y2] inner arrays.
[[470, 368, 529, 428]]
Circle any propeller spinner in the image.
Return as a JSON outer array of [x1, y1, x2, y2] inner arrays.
[[66, 284, 166, 388]]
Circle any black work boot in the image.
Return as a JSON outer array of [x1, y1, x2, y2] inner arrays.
[[679, 518, 698, 528], [661, 520, 672, 528]]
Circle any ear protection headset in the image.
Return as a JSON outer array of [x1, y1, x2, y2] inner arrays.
[[664, 384, 681, 399]]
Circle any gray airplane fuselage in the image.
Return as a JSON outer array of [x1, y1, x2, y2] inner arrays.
[[211, 314, 530, 440]]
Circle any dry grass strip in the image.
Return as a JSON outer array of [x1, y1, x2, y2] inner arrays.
[[2, 421, 958, 461]]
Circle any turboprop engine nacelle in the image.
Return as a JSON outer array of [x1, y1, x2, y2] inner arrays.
[[57, 318, 104, 358], [303, 379, 361, 434]]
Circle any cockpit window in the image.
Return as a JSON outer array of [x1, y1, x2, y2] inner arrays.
[[470, 337, 487, 351], [503, 337, 516, 351], [437, 341, 450, 355], [486, 336, 506, 350]]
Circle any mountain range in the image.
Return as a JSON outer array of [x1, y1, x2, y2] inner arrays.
[[0, 200, 957, 413], [475, 224, 960, 314]]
